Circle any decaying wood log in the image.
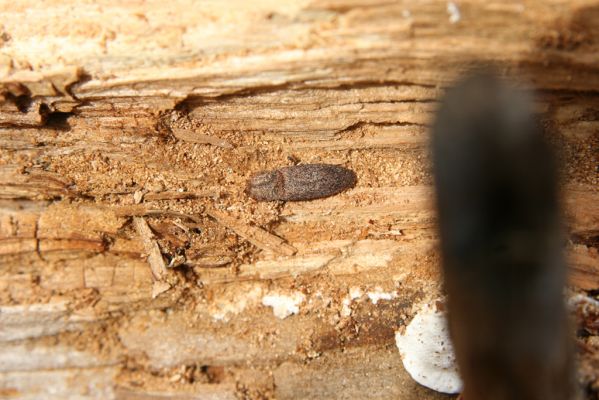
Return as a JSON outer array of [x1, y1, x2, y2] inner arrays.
[[0, 1, 598, 399]]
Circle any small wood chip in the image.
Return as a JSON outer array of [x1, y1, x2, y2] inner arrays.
[[133, 216, 168, 280], [152, 281, 171, 298], [133, 190, 145, 204], [171, 128, 233, 149], [144, 210, 203, 224], [172, 220, 190, 233], [113, 204, 151, 217], [189, 256, 233, 268], [208, 209, 296, 256], [113, 206, 203, 224], [143, 190, 219, 201]]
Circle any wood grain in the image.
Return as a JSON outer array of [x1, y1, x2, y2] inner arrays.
[[0, 1, 597, 398]]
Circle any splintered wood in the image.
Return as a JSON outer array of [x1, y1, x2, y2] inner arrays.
[[171, 128, 234, 149], [132, 217, 171, 298], [143, 190, 221, 201], [133, 216, 167, 280], [0, 166, 74, 199], [0, 0, 598, 399], [208, 209, 297, 257]]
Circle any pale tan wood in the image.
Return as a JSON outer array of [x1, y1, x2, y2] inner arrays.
[[0, 1, 597, 399], [208, 209, 298, 257]]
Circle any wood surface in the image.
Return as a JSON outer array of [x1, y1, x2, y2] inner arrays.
[[0, 1, 597, 398]]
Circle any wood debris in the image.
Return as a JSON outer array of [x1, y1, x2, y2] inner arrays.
[[171, 128, 233, 149], [143, 190, 220, 201], [112, 205, 154, 217], [208, 209, 296, 256], [133, 190, 144, 204], [0, 1, 597, 398], [133, 216, 168, 282], [113, 205, 203, 224], [151, 281, 172, 299], [0, 165, 75, 199], [189, 255, 233, 269]]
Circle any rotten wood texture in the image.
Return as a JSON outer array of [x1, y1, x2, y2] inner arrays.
[[133, 216, 168, 280], [207, 209, 298, 257], [0, 1, 598, 399]]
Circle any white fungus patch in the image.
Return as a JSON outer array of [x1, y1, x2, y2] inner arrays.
[[211, 286, 264, 321], [262, 292, 305, 319], [395, 303, 463, 394], [340, 297, 352, 317], [367, 287, 397, 304], [447, 2, 461, 24], [340, 287, 364, 317]]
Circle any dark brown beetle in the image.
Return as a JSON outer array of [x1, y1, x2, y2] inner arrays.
[[246, 163, 356, 201]]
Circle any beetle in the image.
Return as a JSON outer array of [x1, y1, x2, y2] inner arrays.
[[246, 163, 356, 201]]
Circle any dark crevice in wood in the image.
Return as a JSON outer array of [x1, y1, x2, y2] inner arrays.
[[174, 80, 438, 112], [336, 120, 427, 134], [571, 233, 599, 250], [45, 111, 72, 131]]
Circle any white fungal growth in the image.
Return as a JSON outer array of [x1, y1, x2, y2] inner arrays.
[[262, 292, 305, 319], [340, 287, 364, 317], [395, 304, 463, 394], [367, 287, 396, 304], [340, 297, 352, 317], [447, 2, 461, 24], [211, 286, 264, 322]]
